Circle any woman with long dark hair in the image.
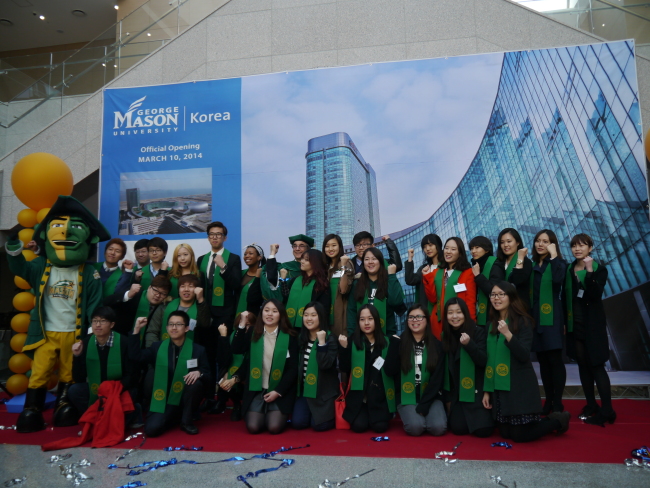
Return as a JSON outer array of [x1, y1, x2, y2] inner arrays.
[[441, 297, 494, 437], [469, 236, 505, 327], [564, 234, 615, 426], [292, 302, 338, 431], [280, 249, 331, 329], [405, 234, 444, 314], [530, 229, 568, 415], [483, 281, 570, 442], [346, 248, 405, 337], [235, 243, 266, 316], [497, 228, 532, 310], [385, 304, 446, 436], [322, 234, 354, 337], [422, 237, 476, 339], [338, 304, 393, 433], [230, 299, 299, 434]]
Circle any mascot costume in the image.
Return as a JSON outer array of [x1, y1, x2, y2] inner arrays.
[[6, 195, 110, 433]]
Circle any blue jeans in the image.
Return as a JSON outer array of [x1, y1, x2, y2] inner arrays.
[[292, 396, 335, 431]]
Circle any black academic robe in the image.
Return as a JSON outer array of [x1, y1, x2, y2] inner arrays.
[[297, 334, 339, 425], [508, 257, 533, 311], [197, 250, 243, 326], [72, 333, 135, 391], [531, 257, 567, 352]]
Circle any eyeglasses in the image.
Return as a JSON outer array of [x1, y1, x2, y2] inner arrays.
[[208, 232, 224, 239], [489, 292, 507, 299], [148, 248, 163, 254], [292, 244, 308, 250], [407, 315, 426, 321], [167, 323, 185, 329], [355, 242, 372, 249], [150, 287, 169, 298], [91, 319, 110, 325]]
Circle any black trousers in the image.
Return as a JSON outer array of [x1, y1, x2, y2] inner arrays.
[[143, 371, 205, 437], [68, 382, 139, 422], [536, 349, 566, 412], [448, 403, 493, 437], [349, 404, 389, 434]]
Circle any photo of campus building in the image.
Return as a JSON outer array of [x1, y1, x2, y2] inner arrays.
[[118, 168, 212, 236]]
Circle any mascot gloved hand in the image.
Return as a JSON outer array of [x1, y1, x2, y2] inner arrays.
[[6, 196, 110, 433]]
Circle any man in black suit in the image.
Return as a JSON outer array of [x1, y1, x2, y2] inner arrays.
[[196, 221, 242, 413]]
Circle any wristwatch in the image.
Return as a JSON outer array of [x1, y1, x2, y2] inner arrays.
[[516, 260, 523, 265]]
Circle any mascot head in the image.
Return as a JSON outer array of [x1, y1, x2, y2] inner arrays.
[[34, 196, 110, 266]]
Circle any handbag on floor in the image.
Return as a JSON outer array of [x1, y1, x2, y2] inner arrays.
[[335, 380, 351, 430]]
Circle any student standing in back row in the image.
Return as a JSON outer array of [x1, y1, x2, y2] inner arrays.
[[405, 234, 444, 315], [469, 236, 504, 328], [497, 228, 532, 310]]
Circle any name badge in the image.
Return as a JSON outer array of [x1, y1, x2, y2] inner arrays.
[[286, 350, 291, 359], [454, 283, 467, 293], [415, 355, 422, 365], [373, 357, 385, 370], [87, 327, 92, 335], [577, 289, 584, 298], [186, 358, 198, 369], [189, 318, 197, 331], [332, 270, 344, 279]]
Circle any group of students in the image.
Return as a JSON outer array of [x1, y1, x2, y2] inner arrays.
[[65, 223, 615, 443]]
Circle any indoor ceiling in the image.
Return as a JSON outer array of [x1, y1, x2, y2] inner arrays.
[[0, 0, 119, 53]]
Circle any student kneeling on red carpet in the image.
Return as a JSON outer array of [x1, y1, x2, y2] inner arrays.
[[129, 310, 213, 436]]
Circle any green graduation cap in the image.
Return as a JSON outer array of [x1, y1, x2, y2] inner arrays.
[[289, 234, 314, 248]]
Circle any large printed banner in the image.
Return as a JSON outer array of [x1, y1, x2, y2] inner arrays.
[[100, 79, 241, 258]]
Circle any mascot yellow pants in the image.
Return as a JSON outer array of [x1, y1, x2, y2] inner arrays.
[[28, 331, 75, 388]]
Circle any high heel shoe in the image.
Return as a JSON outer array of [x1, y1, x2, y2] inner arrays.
[[584, 410, 616, 427], [578, 404, 599, 421]]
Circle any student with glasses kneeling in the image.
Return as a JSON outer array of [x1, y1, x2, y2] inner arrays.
[[338, 305, 394, 434], [384, 304, 447, 436], [230, 299, 299, 435], [292, 302, 338, 432], [440, 298, 494, 437], [129, 310, 213, 437], [483, 282, 570, 443]]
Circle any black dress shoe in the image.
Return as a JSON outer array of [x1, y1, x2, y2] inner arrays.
[[548, 411, 571, 434], [578, 404, 599, 420], [584, 410, 617, 427], [181, 423, 199, 435], [208, 398, 227, 415], [230, 403, 242, 422]]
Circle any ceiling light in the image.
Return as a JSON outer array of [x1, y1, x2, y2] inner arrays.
[[114, 5, 119, 10], [102, 63, 106, 66], [72, 10, 87, 17], [0, 19, 13, 27], [114, 65, 117, 68], [147, 32, 151, 36], [39, 15, 45, 20], [602, 23, 605, 27]]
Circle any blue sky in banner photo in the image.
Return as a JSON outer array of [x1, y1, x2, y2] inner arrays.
[[240, 53, 504, 262]]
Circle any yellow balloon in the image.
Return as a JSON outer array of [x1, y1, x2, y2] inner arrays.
[[10, 313, 30, 333], [13, 292, 35, 312], [47, 373, 59, 391], [8, 353, 32, 374], [17, 209, 38, 228], [14, 275, 31, 290], [18, 228, 34, 245], [22, 249, 37, 262], [36, 207, 50, 224], [10, 333, 27, 353], [6, 374, 29, 396], [11, 152, 73, 211]]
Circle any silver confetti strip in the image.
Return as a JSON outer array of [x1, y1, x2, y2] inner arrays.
[[48, 453, 73, 464], [625, 458, 650, 468], [0, 425, 16, 430], [125, 432, 144, 442], [115, 434, 147, 462], [318, 469, 376, 487], [490, 475, 508, 488], [434, 441, 462, 464], [3, 477, 26, 487]]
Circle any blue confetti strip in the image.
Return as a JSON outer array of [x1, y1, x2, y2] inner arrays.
[[631, 446, 650, 462], [163, 446, 203, 452], [116, 482, 147, 488], [236, 460, 294, 486], [491, 442, 513, 450], [371, 437, 390, 442]]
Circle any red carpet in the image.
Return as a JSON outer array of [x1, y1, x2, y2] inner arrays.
[[1, 399, 648, 464]]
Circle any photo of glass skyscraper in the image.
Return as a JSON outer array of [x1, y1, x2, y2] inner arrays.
[[305, 132, 380, 246]]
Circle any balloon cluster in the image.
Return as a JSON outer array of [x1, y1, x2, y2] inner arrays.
[[6, 153, 73, 395]]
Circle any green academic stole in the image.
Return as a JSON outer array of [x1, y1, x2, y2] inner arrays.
[[302, 333, 328, 398], [484, 330, 511, 392], [434, 268, 461, 321], [282, 260, 302, 279], [94, 262, 122, 298], [236, 270, 255, 316], [565, 261, 599, 333], [476, 257, 497, 326], [227, 331, 244, 379], [200, 249, 231, 307], [504, 255, 517, 280], [350, 341, 395, 413], [249, 330, 290, 391], [329, 276, 339, 325], [133, 295, 151, 344], [86, 333, 122, 405], [161, 299, 197, 341], [150, 338, 193, 413], [400, 347, 430, 405], [286, 276, 316, 327], [169, 276, 179, 300], [358, 286, 387, 332], [530, 263, 554, 326], [443, 348, 476, 403], [140, 265, 153, 290]]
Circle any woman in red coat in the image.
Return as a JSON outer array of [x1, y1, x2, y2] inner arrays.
[[423, 237, 476, 339]]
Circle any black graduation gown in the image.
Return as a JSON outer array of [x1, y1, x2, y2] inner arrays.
[[404, 261, 434, 311], [472, 255, 506, 301], [531, 257, 567, 352], [197, 250, 243, 325], [508, 256, 533, 310], [72, 333, 135, 391], [297, 334, 339, 425], [564, 261, 610, 366], [338, 337, 391, 426], [230, 326, 299, 415], [487, 320, 542, 418], [442, 327, 494, 433], [384, 336, 445, 416]]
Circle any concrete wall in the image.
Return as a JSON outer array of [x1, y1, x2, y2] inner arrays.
[[1, 0, 649, 231]]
